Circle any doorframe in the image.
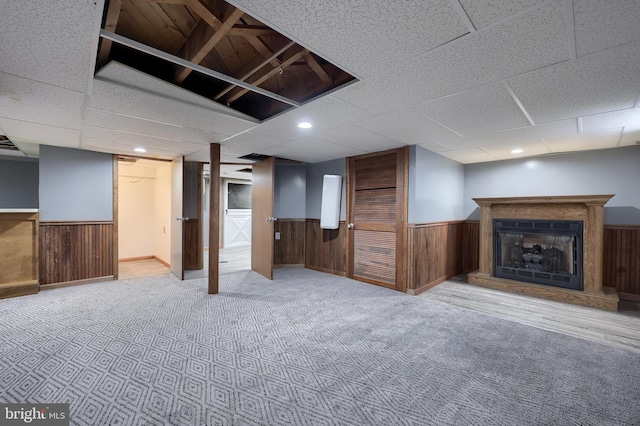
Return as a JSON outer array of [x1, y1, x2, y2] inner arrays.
[[346, 147, 409, 292], [223, 178, 252, 248]]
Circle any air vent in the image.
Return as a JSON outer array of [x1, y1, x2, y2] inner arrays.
[[0, 135, 19, 151], [238, 153, 270, 162], [117, 155, 138, 163]]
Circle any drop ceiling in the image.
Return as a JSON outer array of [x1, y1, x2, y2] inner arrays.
[[0, 0, 639, 169]]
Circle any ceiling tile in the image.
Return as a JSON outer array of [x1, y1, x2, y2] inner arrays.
[[357, 109, 459, 145], [82, 138, 181, 160], [281, 137, 366, 158], [574, 0, 640, 57], [0, 0, 95, 92], [0, 117, 80, 149], [542, 128, 622, 153], [436, 119, 579, 150], [0, 72, 85, 129], [332, 0, 570, 114], [95, 62, 257, 122], [416, 82, 531, 136], [581, 107, 640, 132], [619, 125, 640, 147], [221, 131, 286, 157], [479, 139, 551, 160], [90, 79, 256, 138], [422, 142, 453, 153], [458, 0, 544, 29], [82, 126, 206, 154], [508, 41, 640, 123], [229, 0, 468, 78], [437, 147, 498, 164], [314, 124, 405, 152], [83, 108, 226, 145], [250, 95, 372, 140]]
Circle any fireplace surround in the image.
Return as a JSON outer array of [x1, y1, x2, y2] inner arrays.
[[467, 195, 618, 311]]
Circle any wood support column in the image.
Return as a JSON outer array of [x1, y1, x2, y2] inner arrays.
[[208, 143, 220, 294]]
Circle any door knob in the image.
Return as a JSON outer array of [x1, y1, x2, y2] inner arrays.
[[348, 223, 354, 229]]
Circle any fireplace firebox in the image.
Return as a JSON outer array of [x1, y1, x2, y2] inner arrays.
[[494, 219, 583, 291]]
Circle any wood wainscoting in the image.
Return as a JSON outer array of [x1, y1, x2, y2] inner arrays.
[[604, 225, 640, 301], [407, 221, 464, 295], [274, 219, 306, 266], [305, 219, 346, 276], [40, 222, 114, 285], [462, 221, 480, 273]]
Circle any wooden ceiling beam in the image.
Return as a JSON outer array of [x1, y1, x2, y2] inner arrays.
[[214, 40, 295, 100], [175, 6, 244, 83], [185, 0, 222, 29], [98, 0, 123, 67], [140, 0, 187, 4], [303, 51, 332, 85], [245, 36, 281, 68], [225, 48, 308, 104], [228, 25, 278, 37]]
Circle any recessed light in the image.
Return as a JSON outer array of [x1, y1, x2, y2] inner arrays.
[[511, 148, 523, 154], [298, 122, 312, 129], [134, 147, 146, 153]]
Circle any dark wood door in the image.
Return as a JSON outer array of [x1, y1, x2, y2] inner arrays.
[[347, 148, 407, 291], [251, 157, 275, 280]]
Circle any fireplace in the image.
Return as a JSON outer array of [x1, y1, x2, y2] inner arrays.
[[493, 219, 583, 290], [467, 195, 619, 311]]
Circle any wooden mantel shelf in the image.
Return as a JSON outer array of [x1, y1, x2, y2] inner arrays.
[[467, 194, 618, 311], [473, 194, 614, 206]]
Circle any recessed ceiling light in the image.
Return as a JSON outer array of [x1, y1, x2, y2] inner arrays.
[[134, 147, 146, 153], [511, 148, 523, 154], [298, 122, 312, 129]]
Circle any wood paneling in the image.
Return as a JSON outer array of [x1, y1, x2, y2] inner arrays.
[[274, 219, 305, 265], [305, 219, 346, 275], [40, 222, 114, 285], [462, 221, 479, 273], [407, 222, 464, 295], [604, 226, 640, 298], [183, 219, 201, 270]]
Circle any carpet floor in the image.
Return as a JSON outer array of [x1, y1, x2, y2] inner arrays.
[[1, 268, 639, 425]]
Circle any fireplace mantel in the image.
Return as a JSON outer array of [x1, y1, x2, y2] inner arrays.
[[467, 194, 619, 310]]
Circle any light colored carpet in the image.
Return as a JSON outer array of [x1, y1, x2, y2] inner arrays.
[[1, 268, 639, 425]]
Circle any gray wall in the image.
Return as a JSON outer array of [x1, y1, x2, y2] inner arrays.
[[463, 146, 640, 225], [0, 157, 39, 208], [275, 164, 306, 219], [39, 145, 113, 221], [409, 145, 465, 223], [305, 158, 346, 220]]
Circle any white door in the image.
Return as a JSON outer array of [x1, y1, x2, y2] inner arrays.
[[224, 180, 252, 247]]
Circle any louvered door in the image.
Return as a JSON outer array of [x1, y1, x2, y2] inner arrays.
[[347, 148, 407, 291]]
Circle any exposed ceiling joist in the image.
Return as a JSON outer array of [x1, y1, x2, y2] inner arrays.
[[215, 40, 295, 100], [304, 51, 332, 85], [226, 48, 309, 104], [175, 6, 245, 83]]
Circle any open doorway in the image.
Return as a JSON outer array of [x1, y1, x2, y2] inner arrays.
[[202, 164, 253, 276], [117, 158, 172, 279]]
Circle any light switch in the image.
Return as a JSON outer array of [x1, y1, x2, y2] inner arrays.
[[275, 232, 281, 240]]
